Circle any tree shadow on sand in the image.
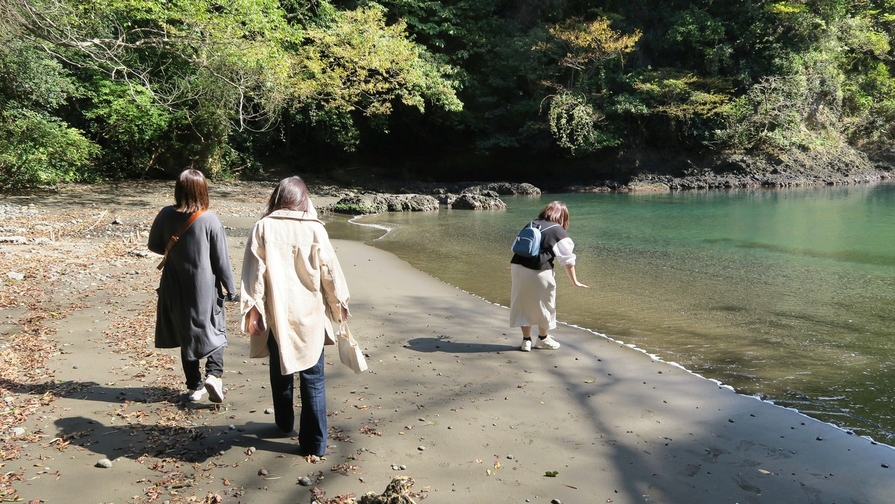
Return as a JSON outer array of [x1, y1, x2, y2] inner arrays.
[[7, 378, 301, 464], [52, 414, 300, 464], [4, 378, 184, 405]]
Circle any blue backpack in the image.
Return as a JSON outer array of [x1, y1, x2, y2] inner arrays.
[[512, 221, 559, 258]]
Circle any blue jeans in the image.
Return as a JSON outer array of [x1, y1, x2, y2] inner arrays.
[[267, 332, 327, 456]]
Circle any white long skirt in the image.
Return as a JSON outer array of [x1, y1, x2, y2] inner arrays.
[[509, 263, 557, 329]]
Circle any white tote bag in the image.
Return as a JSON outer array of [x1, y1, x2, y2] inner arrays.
[[338, 322, 368, 374]]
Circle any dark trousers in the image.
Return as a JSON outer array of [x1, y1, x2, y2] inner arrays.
[[267, 332, 327, 456], [182, 346, 224, 390]]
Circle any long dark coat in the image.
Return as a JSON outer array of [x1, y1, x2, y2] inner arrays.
[[148, 207, 235, 360]]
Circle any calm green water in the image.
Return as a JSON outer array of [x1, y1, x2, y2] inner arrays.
[[324, 183, 895, 443]]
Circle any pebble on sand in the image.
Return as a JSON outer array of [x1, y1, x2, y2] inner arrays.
[[95, 459, 112, 469]]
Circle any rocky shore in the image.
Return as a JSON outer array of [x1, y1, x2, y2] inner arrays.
[[302, 147, 895, 215], [313, 181, 540, 214]]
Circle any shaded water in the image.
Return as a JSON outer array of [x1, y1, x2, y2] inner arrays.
[[324, 183, 895, 443]]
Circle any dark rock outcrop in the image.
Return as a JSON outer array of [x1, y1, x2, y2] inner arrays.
[[449, 193, 507, 210], [329, 181, 530, 213], [401, 181, 540, 196], [332, 193, 439, 214]]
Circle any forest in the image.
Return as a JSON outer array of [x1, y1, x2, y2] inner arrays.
[[1, 0, 894, 188]]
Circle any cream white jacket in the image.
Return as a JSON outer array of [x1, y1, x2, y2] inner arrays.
[[240, 209, 349, 374]]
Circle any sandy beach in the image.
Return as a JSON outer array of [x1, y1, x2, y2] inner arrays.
[[2, 182, 895, 504]]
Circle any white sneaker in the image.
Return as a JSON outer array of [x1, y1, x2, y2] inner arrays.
[[188, 386, 207, 401], [204, 375, 224, 404], [520, 339, 532, 352], [534, 335, 560, 350]]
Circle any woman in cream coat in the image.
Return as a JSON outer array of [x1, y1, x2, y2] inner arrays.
[[240, 176, 349, 457]]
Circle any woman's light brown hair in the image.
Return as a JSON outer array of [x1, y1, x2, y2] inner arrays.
[[174, 169, 209, 213], [264, 176, 311, 216], [539, 201, 570, 230]]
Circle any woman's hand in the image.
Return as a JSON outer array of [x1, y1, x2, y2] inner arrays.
[[247, 306, 266, 336], [339, 304, 350, 322], [564, 264, 589, 289]]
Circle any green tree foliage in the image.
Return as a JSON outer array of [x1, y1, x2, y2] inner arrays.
[[663, 7, 731, 76], [290, 5, 462, 150], [81, 79, 172, 177], [5, 0, 306, 178], [546, 91, 619, 154], [0, 108, 99, 188], [535, 16, 640, 154], [540, 16, 641, 88], [0, 0, 462, 185], [1, 0, 894, 185], [0, 39, 98, 187]]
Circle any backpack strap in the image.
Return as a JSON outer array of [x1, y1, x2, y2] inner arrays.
[[157, 210, 206, 270], [539, 223, 560, 255]]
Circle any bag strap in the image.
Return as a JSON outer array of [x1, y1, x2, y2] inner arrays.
[[531, 221, 559, 232], [539, 223, 560, 256], [157, 210, 206, 270]]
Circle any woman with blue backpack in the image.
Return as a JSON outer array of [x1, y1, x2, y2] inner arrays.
[[509, 200, 589, 352]]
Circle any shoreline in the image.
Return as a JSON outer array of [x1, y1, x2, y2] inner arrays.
[[3, 184, 895, 503]]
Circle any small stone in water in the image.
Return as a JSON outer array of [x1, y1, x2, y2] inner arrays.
[[299, 476, 312, 486], [258, 468, 268, 476]]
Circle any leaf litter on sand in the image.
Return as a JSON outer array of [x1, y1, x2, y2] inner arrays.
[[0, 190, 259, 502]]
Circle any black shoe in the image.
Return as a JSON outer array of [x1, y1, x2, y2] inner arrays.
[[274, 410, 294, 434]]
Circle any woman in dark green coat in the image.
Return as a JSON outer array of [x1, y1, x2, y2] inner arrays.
[[148, 169, 236, 403]]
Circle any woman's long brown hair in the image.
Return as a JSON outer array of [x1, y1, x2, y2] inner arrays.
[[264, 176, 311, 216]]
